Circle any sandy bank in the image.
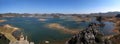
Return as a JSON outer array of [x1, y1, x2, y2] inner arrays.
[[0, 20, 6, 23], [0, 24, 17, 33], [39, 18, 47, 21], [46, 23, 80, 34]]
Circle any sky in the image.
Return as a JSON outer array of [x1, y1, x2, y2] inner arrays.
[[0, 0, 120, 14]]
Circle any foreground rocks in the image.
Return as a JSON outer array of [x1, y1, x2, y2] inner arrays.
[[0, 24, 34, 44], [0, 33, 10, 44], [109, 34, 120, 44], [67, 23, 112, 44]]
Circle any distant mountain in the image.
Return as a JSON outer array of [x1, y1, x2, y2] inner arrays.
[[90, 11, 120, 16], [0, 11, 120, 17]]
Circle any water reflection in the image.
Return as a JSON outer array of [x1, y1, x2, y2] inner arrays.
[[102, 22, 115, 35]]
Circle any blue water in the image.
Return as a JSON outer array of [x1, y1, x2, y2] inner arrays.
[[0, 17, 115, 44], [0, 17, 90, 44]]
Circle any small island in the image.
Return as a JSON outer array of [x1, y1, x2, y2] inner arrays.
[[0, 20, 6, 23]]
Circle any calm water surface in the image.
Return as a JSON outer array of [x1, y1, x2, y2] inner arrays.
[[0, 17, 115, 44]]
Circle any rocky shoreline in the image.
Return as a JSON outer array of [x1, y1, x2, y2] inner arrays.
[[0, 24, 34, 44], [66, 23, 112, 44]]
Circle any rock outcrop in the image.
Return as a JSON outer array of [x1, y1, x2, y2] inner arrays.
[[0, 33, 10, 44], [9, 34, 34, 44], [67, 23, 112, 44]]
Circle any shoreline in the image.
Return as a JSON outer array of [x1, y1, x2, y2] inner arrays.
[[0, 20, 6, 23]]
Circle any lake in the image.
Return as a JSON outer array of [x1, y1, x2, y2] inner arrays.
[[0, 17, 115, 44]]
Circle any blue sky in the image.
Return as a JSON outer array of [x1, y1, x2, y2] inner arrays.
[[0, 0, 120, 14]]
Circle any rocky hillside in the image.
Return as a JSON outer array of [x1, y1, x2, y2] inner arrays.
[[66, 23, 112, 44]]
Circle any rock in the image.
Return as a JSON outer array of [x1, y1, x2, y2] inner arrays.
[[66, 23, 112, 44], [109, 34, 120, 44], [45, 41, 50, 44], [0, 33, 10, 44], [115, 14, 120, 18]]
